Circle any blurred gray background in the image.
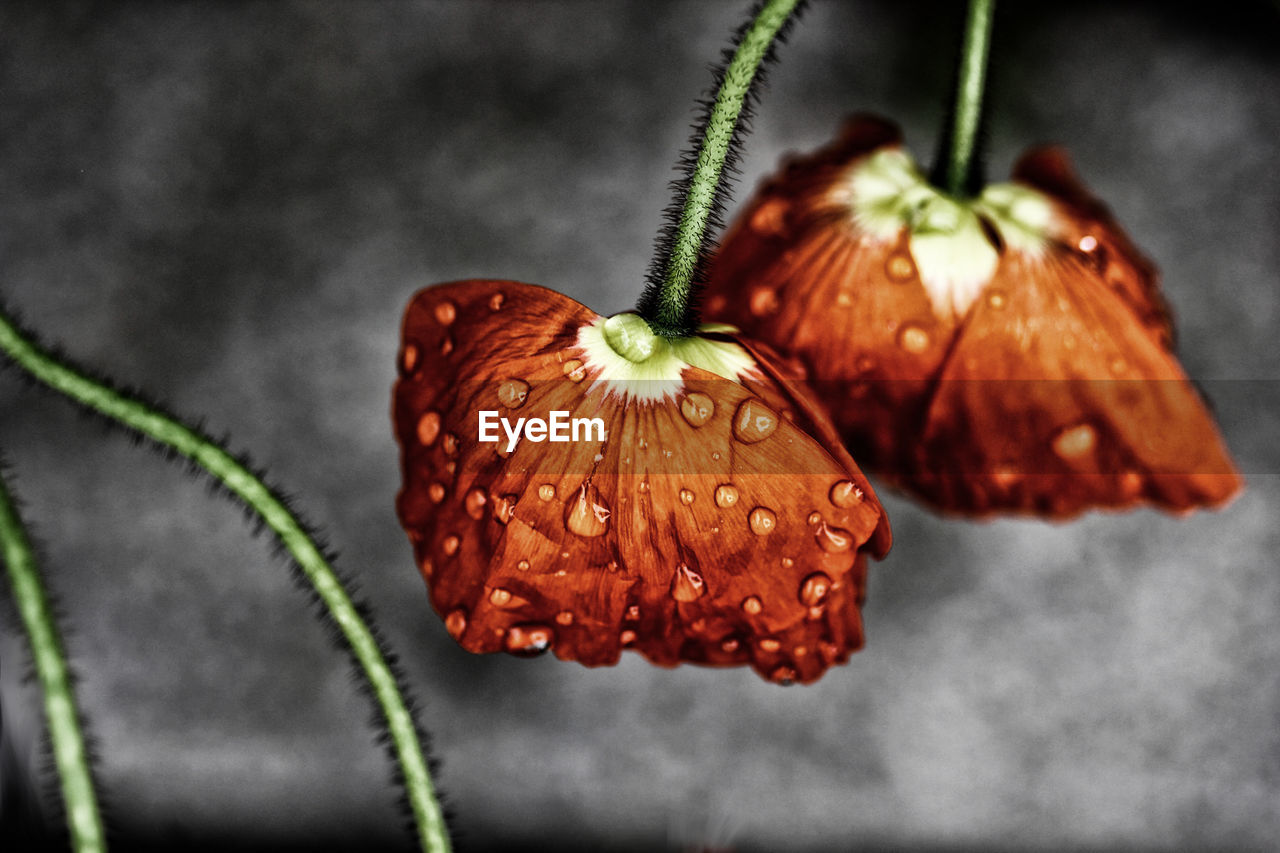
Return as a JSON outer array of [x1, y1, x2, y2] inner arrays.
[[1, 1, 1277, 850]]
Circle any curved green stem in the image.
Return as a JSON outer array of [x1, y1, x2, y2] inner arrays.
[[0, 463, 106, 853], [942, 0, 996, 197], [649, 0, 802, 337], [0, 311, 450, 853]]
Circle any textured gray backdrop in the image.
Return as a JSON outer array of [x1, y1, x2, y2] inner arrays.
[[1, 1, 1277, 850]]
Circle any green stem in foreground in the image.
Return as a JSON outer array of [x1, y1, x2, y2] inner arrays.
[[0, 464, 106, 853], [0, 311, 450, 853], [941, 0, 996, 197], [646, 0, 802, 337]]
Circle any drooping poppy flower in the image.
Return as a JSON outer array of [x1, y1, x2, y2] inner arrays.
[[393, 280, 890, 684], [703, 115, 1243, 517]]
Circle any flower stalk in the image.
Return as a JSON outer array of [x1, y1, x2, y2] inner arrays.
[[940, 0, 996, 197]]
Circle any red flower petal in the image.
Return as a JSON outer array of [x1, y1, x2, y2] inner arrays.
[[703, 116, 1243, 517], [393, 280, 889, 683]]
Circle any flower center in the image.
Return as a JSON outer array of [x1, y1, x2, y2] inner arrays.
[[843, 148, 1056, 319]]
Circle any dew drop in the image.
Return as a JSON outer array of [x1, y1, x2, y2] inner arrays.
[[504, 623, 554, 657], [829, 480, 863, 508], [441, 535, 460, 556], [444, 608, 467, 639], [991, 465, 1019, 488], [714, 484, 740, 508], [1052, 423, 1096, 459], [440, 337, 454, 356], [670, 563, 708, 602], [986, 289, 1008, 310], [428, 483, 446, 504], [492, 493, 517, 525], [720, 638, 740, 653], [733, 399, 778, 444], [401, 343, 419, 374], [1078, 235, 1098, 252], [836, 291, 852, 307], [748, 506, 777, 535], [537, 483, 556, 502], [565, 484, 611, 537], [897, 323, 930, 355], [619, 629, 637, 646], [749, 196, 788, 235], [638, 479, 651, 494], [679, 488, 695, 506], [488, 292, 505, 311], [442, 433, 459, 456], [741, 595, 763, 615], [781, 556, 794, 569], [555, 610, 574, 626], [885, 252, 915, 282], [562, 359, 587, 383], [625, 604, 640, 621], [497, 379, 530, 409], [1120, 470, 1143, 496], [458, 487, 488, 521], [517, 559, 530, 572], [416, 411, 441, 446], [770, 666, 796, 686], [690, 617, 707, 633], [680, 391, 715, 427], [749, 287, 780, 317], [419, 557, 433, 579], [799, 572, 833, 607], [1109, 357, 1128, 375], [431, 300, 457, 325], [758, 638, 781, 653], [815, 521, 854, 554], [712, 452, 721, 461], [807, 511, 821, 525], [807, 606, 825, 621], [489, 587, 513, 607]]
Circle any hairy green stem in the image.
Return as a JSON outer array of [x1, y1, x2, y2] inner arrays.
[[942, 0, 996, 197], [0, 311, 450, 853], [0, 464, 106, 853], [650, 0, 801, 336]]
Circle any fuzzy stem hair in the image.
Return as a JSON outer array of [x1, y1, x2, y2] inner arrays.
[[0, 460, 106, 853], [637, 0, 807, 338], [0, 308, 451, 853]]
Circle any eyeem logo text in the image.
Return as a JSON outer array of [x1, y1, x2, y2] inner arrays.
[[478, 411, 607, 453]]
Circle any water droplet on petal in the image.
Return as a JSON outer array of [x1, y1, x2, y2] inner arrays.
[[1120, 470, 1143, 496], [714, 484, 740, 508], [537, 484, 556, 502], [504, 623, 554, 657], [748, 506, 777, 535], [1052, 423, 1096, 459], [680, 392, 715, 427], [807, 511, 821, 525], [565, 484, 611, 537], [749, 287, 780, 317], [488, 292, 505, 311], [679, 488, 695, 506], [489, 587, 513, 607], [781, 556, 794, 568], [492, 493, 518, 525], [440, 337, 454, 356], [758, 638, 781, 653], [460, 488, 486, 520], [670, 563, 707, 602], [637, 479, 650, 494], [733, 399, 778, 444], [897, 323, 930, 354], [721, 638, 740, 653], [799, 572, 833, 606], [401, 343, 419, 375], [434, 301, 457, 325], [1109, 357, 1128, 375], [807, 605, 825, 620], [442, 433, 459, 456], [986, 289, 1008, 310], [555, 610, 574, 626], [419, 557, 433, 579], [625, 604, 641, 621], [444, 608, 467, 639], [497, 379, 530, 409], [441, 535, 460, 556], [885, 252, 915, 282], [749, 196, 788, 235], [815, 521, 854, 554], [770, 666, 796, 686], [829, 480, 864, 508], [619, 629, 637, 646], [516, 559, 530, 572], [741, 595, 763, 615], [1078, 235, 1098, 252], [416, 411, 441, 446], [991, 465, 1019, 488], [562, 359, 587, 383], [428, 483, 446, 504]]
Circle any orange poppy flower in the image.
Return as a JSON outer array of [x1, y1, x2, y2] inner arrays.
[[393, 280, 890, 684], [703, 115, 1243, 517]]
